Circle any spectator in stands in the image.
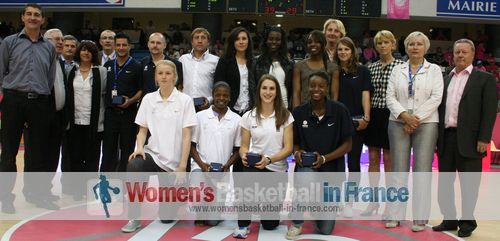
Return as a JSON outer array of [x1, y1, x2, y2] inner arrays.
[[362, 39, 378, 64], [474, 60, 486, 72], [475, 42, 486, 61], [485, 54, 498, 76], [323, 19, 346, 62], [254, 25, 293, 109], [432, 46, 447, 67], [293, 30, 339, 108]]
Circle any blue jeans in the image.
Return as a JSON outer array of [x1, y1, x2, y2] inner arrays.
[[290, 166, 336, 235], [387, 121, 437, 224]]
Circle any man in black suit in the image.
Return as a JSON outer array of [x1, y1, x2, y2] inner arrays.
[[433, 38, 497, 237]]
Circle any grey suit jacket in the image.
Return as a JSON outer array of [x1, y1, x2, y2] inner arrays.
[[437, 69, 498, 159]]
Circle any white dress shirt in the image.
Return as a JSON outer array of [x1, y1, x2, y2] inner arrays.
[[178, 49, 219, 103]]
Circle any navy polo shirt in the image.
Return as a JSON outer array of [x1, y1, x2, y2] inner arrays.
[[104, 57, 142, 108], [292, 100, 354, 171], [338, 64, 372, 116], [140, 55, 183, 95]]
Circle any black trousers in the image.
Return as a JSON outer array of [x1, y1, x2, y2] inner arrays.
[[346, 131, 363, 186], [68, 125, 103, 172], [236, 166, 282, 230], [126, 153, 178, 220], [437, 128, 481, 230], [0, 91, 51, 202], [100, 108, 137, 172]]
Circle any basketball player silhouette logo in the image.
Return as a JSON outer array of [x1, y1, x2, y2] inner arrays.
[[93, 175, 120, 218]]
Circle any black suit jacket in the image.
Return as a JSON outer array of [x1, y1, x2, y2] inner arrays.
[[437, 69, 498, 159], [214, 56, 255, 113]]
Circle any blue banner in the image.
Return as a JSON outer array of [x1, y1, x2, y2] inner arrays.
[[437, 0, 499, 19], [0, 0, 125, 6]]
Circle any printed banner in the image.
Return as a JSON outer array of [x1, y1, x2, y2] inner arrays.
[[437, 0, 500, 19], [387, 0, 410, 19], [1, 172, 500, 220]]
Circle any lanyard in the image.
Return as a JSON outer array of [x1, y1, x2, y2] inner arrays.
[[114, 57, 132, 82], [408, 63, 423, 97], [102, 51, 116, 64]]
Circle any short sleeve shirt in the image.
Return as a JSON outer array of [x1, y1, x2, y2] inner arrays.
[[191, 107, 242, 171], [292, 100, 354, 171], [135, 88, 197, 171], [240, 109, 294, 172], [104, 57, 142, 108]]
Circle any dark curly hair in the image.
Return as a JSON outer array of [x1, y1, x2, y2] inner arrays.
[[74, 40, 100, 65]]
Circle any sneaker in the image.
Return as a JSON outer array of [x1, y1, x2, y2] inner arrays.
[[286, 224, 302, 240], [412, 224, 426, 232], [121, 220, 141, 233], [232, 226, 250, 239]]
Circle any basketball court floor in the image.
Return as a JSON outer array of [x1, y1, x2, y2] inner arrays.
[[1, 147, 499, 241]]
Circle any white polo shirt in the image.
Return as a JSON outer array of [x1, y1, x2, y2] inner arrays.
[[135, 88, 197, 171], [240, 109, 294, 172], [191, 107, 242, 171], [178, 50, 219, 103]]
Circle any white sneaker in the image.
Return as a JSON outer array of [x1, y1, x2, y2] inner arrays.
[[286, 224, 302, 240], [343, 205, 353, 218], [232, 226, 250, 239], [121, 220, 141, 233]]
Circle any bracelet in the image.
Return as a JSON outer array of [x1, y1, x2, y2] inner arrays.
[[363, 115, 370, 122], [320, 155, 326, 164], [265, 156, 272, 164]]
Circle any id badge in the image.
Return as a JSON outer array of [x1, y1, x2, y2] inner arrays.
[[112, 89, 118, 97], [407, 98, 414, 114]]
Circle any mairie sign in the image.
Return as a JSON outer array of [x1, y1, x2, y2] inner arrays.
[[437, 0, 499, 19], [0, 0, 125, 6]]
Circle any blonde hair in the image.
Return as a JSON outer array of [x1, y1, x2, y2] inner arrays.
[[191, 27, 211, 40], [323, 19, 346, 37], [404, 31, 430, 54], [374, 30, 396, 45], [155, 60, 178, 85]]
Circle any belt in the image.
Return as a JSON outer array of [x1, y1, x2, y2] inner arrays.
[[445, 127, 457, 132], [3, 89, 48, 99]]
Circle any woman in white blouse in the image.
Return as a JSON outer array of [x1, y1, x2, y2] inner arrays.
[[232, 74, 294, 239], [66, 40, 107, 172], [385, 31, 443, 231]]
